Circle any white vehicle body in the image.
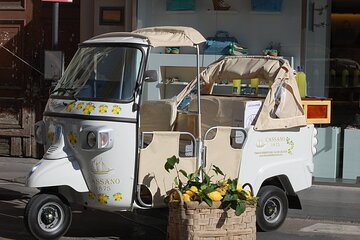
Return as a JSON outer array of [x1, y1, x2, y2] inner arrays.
[[24, 26, 317, 239]]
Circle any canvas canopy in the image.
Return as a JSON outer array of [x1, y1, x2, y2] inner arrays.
[[132, 26, 206, 47], [177, 56, 307, 131]]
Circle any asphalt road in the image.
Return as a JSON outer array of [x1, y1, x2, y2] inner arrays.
[[1, 180, 360, 240]]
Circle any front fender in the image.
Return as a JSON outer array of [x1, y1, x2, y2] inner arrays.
[[26, 158, 89, 192]]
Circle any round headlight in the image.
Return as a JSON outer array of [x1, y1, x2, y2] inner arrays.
[[87, 132, 97, 148]]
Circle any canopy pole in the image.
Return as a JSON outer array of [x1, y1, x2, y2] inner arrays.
[[195, 45, 203, 168]]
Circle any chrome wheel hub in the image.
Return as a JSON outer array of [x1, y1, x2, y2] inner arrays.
[[38, 202, 64, 232], [263, 196, 282, 223]]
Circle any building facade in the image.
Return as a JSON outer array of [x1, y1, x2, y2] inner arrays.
[[2, 0, 360, 181]]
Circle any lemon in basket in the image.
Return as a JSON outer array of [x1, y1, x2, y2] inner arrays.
[[207, 191, 223, 201]]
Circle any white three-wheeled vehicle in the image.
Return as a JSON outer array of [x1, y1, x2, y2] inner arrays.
[[25, 26, 317, 239]]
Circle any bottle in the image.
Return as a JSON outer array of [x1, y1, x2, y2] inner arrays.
[[232, 79, 241, 96], [330, 69, 336, 86], [341, 69, 349, 87], [353, 69, 360, 87], [296, 66, 307, 98], [251, 78, 259, 96]]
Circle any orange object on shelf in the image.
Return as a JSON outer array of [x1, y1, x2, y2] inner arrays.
[[302, 98, 331, 124]]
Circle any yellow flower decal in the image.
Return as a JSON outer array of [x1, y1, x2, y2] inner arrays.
[[99, 105, 108, 114], [76, 102, 84, 110], [286, 137, 294, 155], [112, 105, 121, 115], [88, 192, 96, 200], [68, 132, 77, 145], [83, 103, 96, 115], [66, 102, 75, 112], [98, 194, 109, 204], [113, 193, 122, 201], [48, 132, 55, 142]]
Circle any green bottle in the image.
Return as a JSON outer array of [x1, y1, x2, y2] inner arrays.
[[353, 69, 360, 87], [296, 66, 307, 98], [342, 69, 349, 87]]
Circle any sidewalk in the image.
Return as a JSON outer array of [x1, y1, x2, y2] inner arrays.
[[0, 157, 38, 183], [1, 156, 360, 224]]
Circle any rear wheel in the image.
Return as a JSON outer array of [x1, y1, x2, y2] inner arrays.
[[256, 185, 288, 232], [24, 193, 72, 240]]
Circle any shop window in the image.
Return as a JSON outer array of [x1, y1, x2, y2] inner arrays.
[[99, 7, 124, 26]]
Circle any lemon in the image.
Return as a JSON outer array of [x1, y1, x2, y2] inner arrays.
[[207, 191, 223, 201], [190, 186, 199, 194], [243, 190, 252, 200], [216, 187, 227, 196], [185, 190, 194, 197], [219, 180, 228, 187], [236, 184, 243, 192], [182, 193, 191, 202]]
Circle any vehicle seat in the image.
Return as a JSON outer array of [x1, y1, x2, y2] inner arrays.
[[140, 99, 177, 133], [188, 95, 255, 137], [204, 127, 242, 181]]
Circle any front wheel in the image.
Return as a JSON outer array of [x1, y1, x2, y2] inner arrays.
[[24, 193, 72, 240], [256, 185, 288, 232]]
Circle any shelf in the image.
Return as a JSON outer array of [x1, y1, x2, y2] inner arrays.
[[249, 11, 281, 15], [205, 10, 238, 14], [159, 82, 188, 85], [165, 10, 196, 14], [166, 10, 239, 14]]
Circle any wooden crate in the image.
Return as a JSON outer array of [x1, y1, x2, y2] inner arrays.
[[302, 98, 331, 124]]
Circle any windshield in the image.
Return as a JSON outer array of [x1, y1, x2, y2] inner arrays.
[[52, 46, 143, 102]]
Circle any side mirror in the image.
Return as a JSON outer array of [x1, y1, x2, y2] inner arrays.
[[144, 70, 158, 82]]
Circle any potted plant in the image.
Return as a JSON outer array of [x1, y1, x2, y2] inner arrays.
[[212, 0, 231, 11], [263, 41, 281, 57], [165, 156, 258, 239]]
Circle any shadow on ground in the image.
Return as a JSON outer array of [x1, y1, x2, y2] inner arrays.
[[0, 186, 168, 240]]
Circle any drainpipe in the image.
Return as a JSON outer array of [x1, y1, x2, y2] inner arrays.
[[52, 2, 59, 49]]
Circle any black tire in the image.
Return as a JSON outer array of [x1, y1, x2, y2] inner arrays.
[[256, 185, 288, 232], [24, 193, 72, 240]]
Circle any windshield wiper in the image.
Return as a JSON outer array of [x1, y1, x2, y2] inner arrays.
[[51, 87, 79, 101]]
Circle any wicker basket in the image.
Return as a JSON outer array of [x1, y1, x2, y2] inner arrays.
[[167, 189, 256, 240]]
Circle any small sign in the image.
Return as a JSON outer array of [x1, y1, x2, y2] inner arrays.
[[244, 100, 262, 128], [44, 50, 64, 81]]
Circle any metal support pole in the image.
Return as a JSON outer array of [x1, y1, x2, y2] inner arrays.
[[195, 45, 203, 168], [52, 2, 59, 49]]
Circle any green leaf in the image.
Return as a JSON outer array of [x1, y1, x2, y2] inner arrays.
[[235, 201, 246, 216], [204, 195, 213, 207], [179, 169, 188, 178], [178, 179, 183, 190], [202, 185, 217, 194], [200, 184, 207, 191], [223, 193, 238, 202], [229, 179, 237, 191], [188, 172, 199, 181], [212, 165, 224, 176], [164, 155, 179, 172], [174, 177, 179, 186], [204, 174, 211, 184]]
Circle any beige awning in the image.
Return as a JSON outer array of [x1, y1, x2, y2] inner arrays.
[[132, 26, 206, 47], [177, 56, 306, 131]]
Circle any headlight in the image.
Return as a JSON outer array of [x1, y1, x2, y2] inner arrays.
[[81, 127, 113, 150], [99, 132, 110, 148], [87, 132, 97, 148]]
